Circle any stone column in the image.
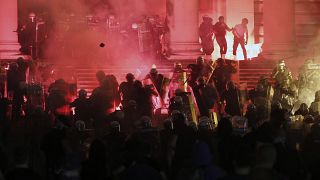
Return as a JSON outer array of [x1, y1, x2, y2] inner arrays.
[[262, 0, 295, 60], [226, 0, 254, 44], [216, 0, 226, 20], [0, 0, 21, 60], [167, 0, 202, 60]]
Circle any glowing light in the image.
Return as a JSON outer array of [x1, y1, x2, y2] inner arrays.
[[210, 33, 263, 60], [4, 63, 10, 70], [28, 12, 36, 18], [29, 12, 36, 22], [132, 23, 138, 29]]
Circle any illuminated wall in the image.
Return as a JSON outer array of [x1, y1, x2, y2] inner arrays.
[[0, 0, 21, 60]]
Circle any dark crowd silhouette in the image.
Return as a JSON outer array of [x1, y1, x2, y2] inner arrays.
[[1, 57, 320, 180]]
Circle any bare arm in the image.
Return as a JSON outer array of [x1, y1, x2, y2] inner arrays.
[[225, 23, 232, 31]]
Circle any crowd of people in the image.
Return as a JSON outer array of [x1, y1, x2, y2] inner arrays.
[[1, 56, 320, 180], [199, 16, 249, 61]]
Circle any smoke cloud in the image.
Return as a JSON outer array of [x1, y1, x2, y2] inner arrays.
[[39, 0, 166, 68]]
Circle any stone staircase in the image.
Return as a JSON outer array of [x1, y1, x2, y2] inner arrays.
[[75, 66, 145, 95], [238, 58, 276, 89], [73, 58, 275, 95]]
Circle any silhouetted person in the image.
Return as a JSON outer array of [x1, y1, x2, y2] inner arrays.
[[214, 16, 232, 60], [132, 80, 157, 117], [145, 66, 164, 97], [0, 93, 9, 123], [160, 118, 174, 174], [221, 81, 241, 116], [199, 16, 215, 57], [105, 74, 121, 112], [168, 96, 184, 115], [124, 116, 163, 180], [309, 90, 320, 116], [7, 58, 29, 120], [80, 139, 109, 180], [90, 71, 113, 123], [250, 76, 273, 120], [250, 144, 284, 180], [41, 115, 69, 179], [197, 116, 216, 156], [18, 17, 36, 55], [175, 141, 225, 180], [245, 104, 259, 129], [103, 121, 127, 177], [220, 144, 252, 180], [187, 56, 209, 88], [169, 112, 197, 179], [47, 79, 69, 115], [122, 100, 139, 133], [301, 123, 320, 180], [294, 103, 309, 116], [211, 58, 237, 96], [95, 70, 106, 87], [193, 77, 218, 116], [70, 89, 91, 127], [217, 117, 241, 173], [119, 73, 135, 108], [7, 63, 19, 96], [232, 18, 248, 60], [272, 60, 292, 89]]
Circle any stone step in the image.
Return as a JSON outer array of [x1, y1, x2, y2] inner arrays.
[[58, 57, 276, 95]]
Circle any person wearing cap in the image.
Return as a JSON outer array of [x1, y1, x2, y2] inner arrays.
[[214, 16, 233, 60], [232, 18, 249, 60], [199, 15, 215, 58]]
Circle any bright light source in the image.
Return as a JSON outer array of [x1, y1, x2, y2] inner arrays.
[[132, 23, 138, 29]]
